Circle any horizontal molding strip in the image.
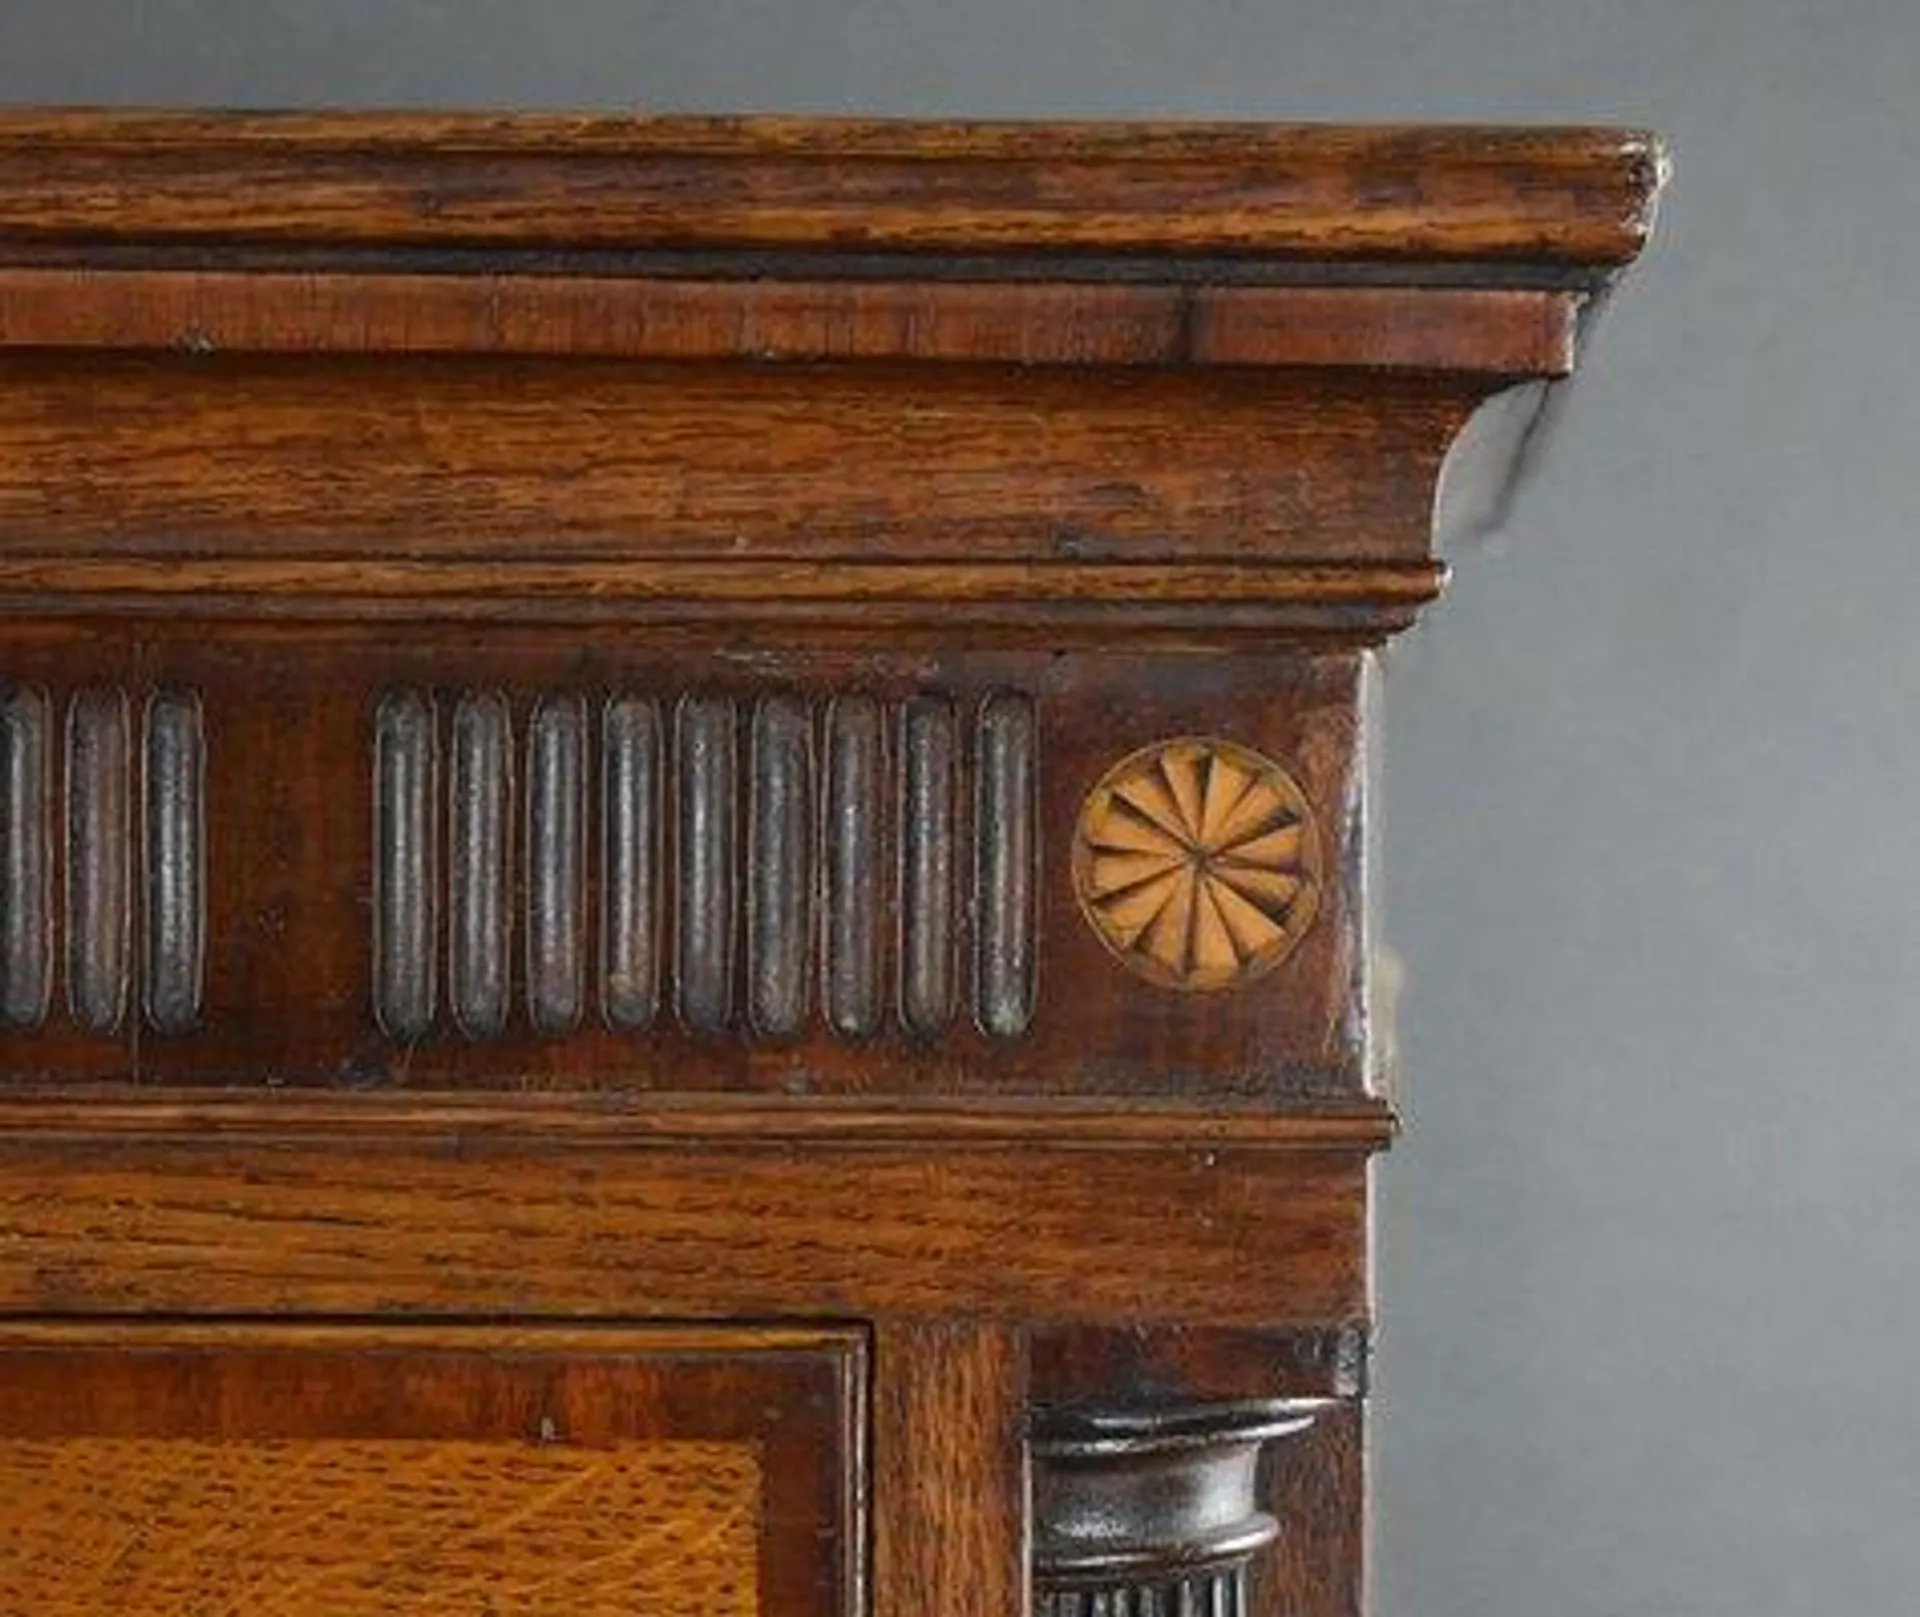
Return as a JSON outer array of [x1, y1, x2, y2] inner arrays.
[[0, 561, 1445, 638], [0, 274, 1579, 374], [0, 114, 1664, 268], [0, 1092, 1398, 1150], [0, 1138, 1368, 1325]]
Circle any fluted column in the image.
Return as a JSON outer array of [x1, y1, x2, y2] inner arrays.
[[1030, 1399, 1328, 1616]]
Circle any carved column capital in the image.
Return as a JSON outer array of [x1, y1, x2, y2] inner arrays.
[[1030, 1398, 1329, 1615]]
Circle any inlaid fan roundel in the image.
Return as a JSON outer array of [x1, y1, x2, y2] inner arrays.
[[1071, 737, 1323, 992]]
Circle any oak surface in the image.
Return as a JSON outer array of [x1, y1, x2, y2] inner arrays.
[[874, 1322, 1027, 1617], [0, 1323, 863, 1617], [0, 112, 1662, 266], [0, 1137, 1369, 1326], [0, 109, 1663, 1617]]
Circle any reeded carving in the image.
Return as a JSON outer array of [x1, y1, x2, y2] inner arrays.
[[1040, 1568, 1247, 1617], [0, 688, 50, 1030], [675, 694, 739, 1037], [448, 693, 511, 1039], [974, 694, 1038, 1039], [1030, 1399, 1327, 1617], [371, 687, 1043, 1044], [142, 691, 206, 1035], [822, 695, 884, 1039], [66, 688, 131, 1033], [1073, 737, 1323, 992], [372, 691, 437, 1041], [747, 695, 813, 1038], [600, 697, 662, 1032], [0, 684, 206, 1036], [899, 698, 957, 1039], [526, 696, 587, 1035]]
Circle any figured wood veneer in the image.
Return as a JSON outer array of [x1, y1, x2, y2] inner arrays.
[[0, 1324, 863, 1617], [1, 1438, 763, 1615], [0, 111, 1662, 1617]]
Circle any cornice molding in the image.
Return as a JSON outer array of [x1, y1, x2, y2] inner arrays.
[[0, 112, 1664, 272]]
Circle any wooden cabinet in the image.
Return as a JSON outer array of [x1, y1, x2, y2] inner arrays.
[[0, 112, 1662, 1614]]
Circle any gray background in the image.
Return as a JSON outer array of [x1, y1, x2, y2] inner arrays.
[[1, 4, 1913, 1613]]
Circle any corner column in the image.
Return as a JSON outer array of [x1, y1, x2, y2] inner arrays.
[[1031, 1400, 1328, 1615]]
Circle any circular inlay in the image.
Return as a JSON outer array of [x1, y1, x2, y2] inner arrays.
[[1071, 737, 1323, 992]]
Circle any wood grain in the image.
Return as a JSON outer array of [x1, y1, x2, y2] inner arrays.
[[0, 1138, 1368, 1327], [1261, 1401, 1368, 1617], [0, 273, 1581, 372], [0, 1436, 762, 1615], [874, 1321, 1027, 1617], [0, 110, 1668, 1617], [0, 1090, 1396, 1146], [0, 1322, 863, 1617], [0, 112, 1664, 268], [0, 354, 1483, 561]]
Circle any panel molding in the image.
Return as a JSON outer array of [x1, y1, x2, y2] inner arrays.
[[0, 1321, 864, 1617]]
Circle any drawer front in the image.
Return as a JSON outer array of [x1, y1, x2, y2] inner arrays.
[[0, 1323, 863, 1617]]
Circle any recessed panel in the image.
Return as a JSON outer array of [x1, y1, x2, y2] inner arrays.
[[0, 1323, 863, 1617]]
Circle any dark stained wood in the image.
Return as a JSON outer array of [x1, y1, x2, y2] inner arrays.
[[0, 687, 51, 1030], [1261, 1402, 1369, 1617], [524, 694, 588, 1035], [601, 695, 665, 1033], [0, 640, 1381, 1101], [1036, 1321, 1367, 1613], [447, 692, 512, 1039], [823, 694, 887, 1039], [746, 694, 814, 1039], [140, 689, 207, 1035], [0, 110, 1663, 1617], [677, 693, 741, 1036], [974, 692, 1039, 1039], [371, 689, 437, 1041], [1030, 1328, 1367, 1617], [874, 1321, 1027, 1617], [1030, 1323, 1371, 1406], [0, 1322, 863, 1617], [1031, 1398, 1325, 1617]]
